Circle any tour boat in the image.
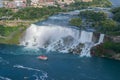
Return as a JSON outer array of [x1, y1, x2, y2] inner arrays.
[[37, 55, 48, 60]]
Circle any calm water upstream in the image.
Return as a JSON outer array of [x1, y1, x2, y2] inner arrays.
[[0, 0, 3, 7], [109, 0, 120, 7]]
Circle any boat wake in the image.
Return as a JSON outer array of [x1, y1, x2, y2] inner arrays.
[[0, 76, 11, 80], [13, 65, 48, 80]]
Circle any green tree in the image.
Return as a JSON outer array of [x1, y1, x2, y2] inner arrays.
[[113, 12, 120, 22], [111, 7, 120, 22], [79, 10, 107, 22], [100, 19, 117, 28], [69, 18, 82, 27]]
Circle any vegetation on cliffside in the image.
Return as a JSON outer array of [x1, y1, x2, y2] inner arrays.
[[0, 6, 64, 44], [0, 25, 18, 36], [69, 10, 120, 36], [92, 41, 120, 60], [68, 0, 112, 10], [69, 18, 82, 27], [111, 7, 120, 22], [12, 7, 63, 20], [69, 7, 120, 60], [0, 6, 63, 20], [0, 25, 26, 44]]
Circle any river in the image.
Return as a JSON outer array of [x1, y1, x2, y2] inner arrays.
[[0, 1, 120, 80], [0, 44, 120, 80], [109, 0, 120, 7], [0, 0, 3, 7], [0, 11, 120, 80]]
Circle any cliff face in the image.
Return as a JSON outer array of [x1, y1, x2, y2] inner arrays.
[[111, 36, 120, 43], [91, 35, 120, 60]]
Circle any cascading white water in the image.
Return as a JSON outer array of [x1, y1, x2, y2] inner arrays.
[[20, 24, 104, 57], [94, 34, 104, 46], [80, 34, 105, 57], [80, 31, 93, 57], [20, 24, 81, 51], [80, 31, 93, 43]]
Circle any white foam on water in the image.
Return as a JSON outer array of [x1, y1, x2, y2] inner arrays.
[[13, 65, 48, 80], [0, 57, 9, 65], [33, 73, 48, 80], [0, 76, 12, 80], [80, 43, 94, 57], [94, 34, 104, 46], [14, 65, 42, 72], [49, 15, 69, 20]]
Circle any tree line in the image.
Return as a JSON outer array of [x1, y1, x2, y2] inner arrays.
[[0, 6, 63, 20]]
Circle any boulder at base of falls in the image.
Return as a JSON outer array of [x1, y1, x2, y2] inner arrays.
[[68, 43, 84, 54]]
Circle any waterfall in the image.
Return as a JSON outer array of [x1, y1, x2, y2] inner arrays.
[[80, 34, 104, 57], [80, 43, 93, 57], [80, 31, 93, 57], [20, 24, 104, 57], [20, 24, 81, 52], [80, 31, 93, 43], [94, 34, 104, 46]]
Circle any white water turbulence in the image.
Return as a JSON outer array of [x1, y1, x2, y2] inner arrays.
[[13, 65, 48, 80], [20, 24, 104, 57], [0, 76, 11, 80]]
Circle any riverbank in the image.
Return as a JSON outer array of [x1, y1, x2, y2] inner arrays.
[[68, 2, 120, 60], [0, 7, 63, 44], [91, 35, 120, 60], [0, 0, 112, 45], [0, 15, 50, 44], [0, 0, 119, 61]]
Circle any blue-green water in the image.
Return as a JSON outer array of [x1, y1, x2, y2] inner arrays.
[[0, 1, 120, 79], [0, 44, 120, 80], [110, 0, 120, 7]]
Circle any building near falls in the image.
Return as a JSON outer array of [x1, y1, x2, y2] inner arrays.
[[3, 0, 27, 9], [81, 0, 93, 2], [57, 0, 75, 5], [30, 0, 75, 7], [2, 0, 92, 8], [31, 0, 55, 7]]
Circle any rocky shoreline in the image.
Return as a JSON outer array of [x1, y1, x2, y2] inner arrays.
[[91, 35, 120, 60]]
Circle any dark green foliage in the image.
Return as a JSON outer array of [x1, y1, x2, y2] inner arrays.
[[0, 25, 18, 36], [78, 10, 120, 36], [111, 7, 120, 14], [0, 8, 13, 18], [93, 41, 120, 57], [103, 41, 120, 53], [96, 19, 120, 35], [92, 0, 112, 7], [79, 10, 107, 22], [98, 19, 118, 33], [113, 12, 120, 22], [69, 18, 82, 27], [111, 7, 120, 22], [69, 0, 112, 10], [0, 7, 63, 20], [100, 19, 117, 28], [13, 7, 62, 20]]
